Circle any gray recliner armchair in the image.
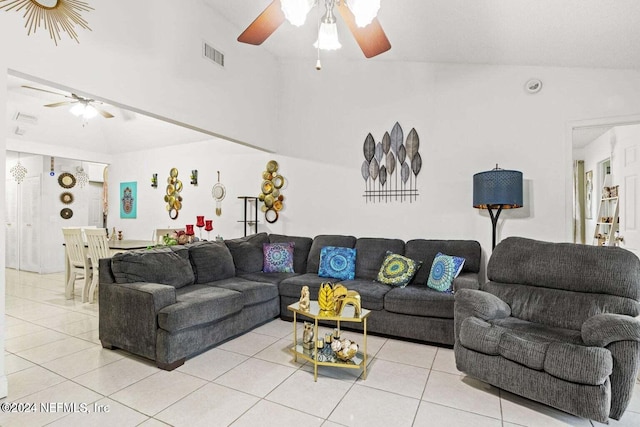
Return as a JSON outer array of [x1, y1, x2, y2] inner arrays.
[[454, 237, 640, 423]]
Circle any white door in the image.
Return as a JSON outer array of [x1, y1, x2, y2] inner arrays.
[[19, 175, 41, 273], [5, 179, 18, 269], [88, 182, 103, 228], [615, 129, 639, 257]]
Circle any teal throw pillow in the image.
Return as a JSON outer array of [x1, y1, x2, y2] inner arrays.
[[318, 246, 356, 281], [426, 252, 465, 293], [263, 242, 295, 273], [377, 251, 421, 288]]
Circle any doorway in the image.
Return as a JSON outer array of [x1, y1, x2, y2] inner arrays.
[[571, 118, 640, 257]]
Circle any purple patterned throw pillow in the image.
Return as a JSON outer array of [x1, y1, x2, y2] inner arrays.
[[263, 242, 295, 273]]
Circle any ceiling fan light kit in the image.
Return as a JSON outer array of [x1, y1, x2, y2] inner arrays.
[[346, 0, 380, 27], [70, 102, 97, 119], [238, 0, 391, 64], [281, 0, 315, 26]]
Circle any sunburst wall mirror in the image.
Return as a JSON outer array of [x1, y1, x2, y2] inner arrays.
[[0, 0, 93, 45]]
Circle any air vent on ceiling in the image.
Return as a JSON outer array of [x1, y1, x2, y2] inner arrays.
[[203, 41, 224, 67], [14, 126, 26, 136], [14, 112, 38, 125]]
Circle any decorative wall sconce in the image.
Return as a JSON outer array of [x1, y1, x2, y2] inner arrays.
[[0, 0, 94, 45], [151, 173, 158, 188], [190, 170, 198, 186]]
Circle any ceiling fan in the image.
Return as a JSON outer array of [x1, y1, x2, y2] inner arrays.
[[21, 85, 115, 119], [238, 0, 391, 59]]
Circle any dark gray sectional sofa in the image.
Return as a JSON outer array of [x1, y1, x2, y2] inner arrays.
[[99, 233, 481, 370]]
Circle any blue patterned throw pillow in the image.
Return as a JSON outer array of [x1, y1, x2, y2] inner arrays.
[[426, 252, 466, 293], [377, 251, 421, 288], [263, 242, 295, 273], [318, 246, 357, 281]]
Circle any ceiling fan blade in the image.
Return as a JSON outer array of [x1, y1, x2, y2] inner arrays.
[[237, 0, 285, 45], [336, 3, 391, 58], [44, 101, 73, 108], [21, 85, 74, 99], [95, 107, 114, 119]]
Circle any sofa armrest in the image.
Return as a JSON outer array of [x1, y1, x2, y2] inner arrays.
[[454, 289, 511, 341], [582, 313, 640, 347], [99, 281, 176, 360], [453, 272, 481, 292], [582, 314, 640, 419]]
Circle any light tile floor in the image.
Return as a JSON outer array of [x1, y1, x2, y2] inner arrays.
[[2, 269, 640, 426]]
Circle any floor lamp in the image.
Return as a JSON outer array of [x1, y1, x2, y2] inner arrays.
[[473, 165, 523, 250]]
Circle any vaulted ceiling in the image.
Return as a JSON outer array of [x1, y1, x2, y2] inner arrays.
[[204, 0, 640, 69]]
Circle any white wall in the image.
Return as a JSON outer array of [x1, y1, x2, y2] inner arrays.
[[106, 138, 291, 241], [277, 61, 640, 254], [1, 59, 8, 398], [0, 0, 281, 153]]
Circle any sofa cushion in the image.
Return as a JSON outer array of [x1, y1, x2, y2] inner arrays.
[[269, 234, 313, 273], [157, 285, 243, 332], [208, 277, 279, 307], [307, 235, 357, 273], [459, 315, 612, 385], [355, 238, 405, 281], [334, 279, 392, 311], [426, 252, 465, 293], [239, 272, 299, 285], [279, 273, 339, 300], [319, 246, 357, 281], [188, 241, 235, 283], [262, 242, 295, 273], [225, 232, 269, 274], [111, 246, 194, 288], [404, 239, 481, 285], [543, 342, 612, 385], [385, 285, 455, 318]]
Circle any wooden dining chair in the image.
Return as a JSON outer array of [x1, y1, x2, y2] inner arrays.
[[61, 227, 91, 300], [85, 228, 111, 303]]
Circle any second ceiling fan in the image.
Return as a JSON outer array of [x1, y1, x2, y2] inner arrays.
[[22, 85, 114, 120], [238, 0, 391, 59]]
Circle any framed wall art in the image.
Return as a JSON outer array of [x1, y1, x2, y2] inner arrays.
[[120, 181, 137, 219]]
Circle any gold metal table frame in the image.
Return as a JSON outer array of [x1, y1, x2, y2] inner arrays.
[[288, 300, 370, 382]]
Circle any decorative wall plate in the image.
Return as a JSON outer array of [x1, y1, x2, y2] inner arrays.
[[60, 208, 73, 219], [58, 172, 76, 189], [60, 192, 74, 204], [266, 160, 279, 173]]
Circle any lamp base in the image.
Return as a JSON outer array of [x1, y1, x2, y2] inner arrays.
[[487, 205, 504, 250]]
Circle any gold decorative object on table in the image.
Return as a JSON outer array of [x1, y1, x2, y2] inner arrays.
[[334, 339, 359, 361], [299, 285, 310, 311], [0, 0, 93, 45], [302, 321, 314, 350], [317, 283, 335, 315]]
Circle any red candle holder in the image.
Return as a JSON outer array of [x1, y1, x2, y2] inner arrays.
[[195, 215, 205, 239], [185, 224, 195, 243], [205, 220, 213, 240]]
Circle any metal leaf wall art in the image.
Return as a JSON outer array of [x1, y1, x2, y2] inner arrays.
[[361, 122, 421, 203]]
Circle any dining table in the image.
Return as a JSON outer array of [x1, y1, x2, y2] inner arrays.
[[64, 239, 155, 289]]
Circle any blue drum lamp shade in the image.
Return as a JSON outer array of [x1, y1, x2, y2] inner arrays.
[[473, 166, 523, 249]]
